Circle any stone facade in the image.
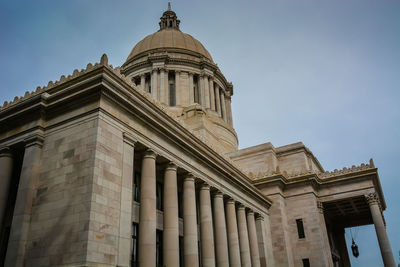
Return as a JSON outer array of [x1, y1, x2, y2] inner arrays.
[[0, 4, 395, 267]]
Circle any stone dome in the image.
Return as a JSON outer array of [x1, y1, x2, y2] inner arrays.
[[125, 3, 213, 64], [126, 29, 213, 63]]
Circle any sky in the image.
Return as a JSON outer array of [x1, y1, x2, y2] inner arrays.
[[1, 0, 399, 266]]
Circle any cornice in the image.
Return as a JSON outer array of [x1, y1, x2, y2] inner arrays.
[[252, 165, 385, 210], [0, 54, 271, 209]]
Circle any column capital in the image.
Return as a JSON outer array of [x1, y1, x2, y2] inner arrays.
[[255, 214, 264, 221], [165, 162, 178, 171], [152, 68, 159, 73], [0, 146, 13, 158], [174, 70, 181, 74], [199, 182, 210, 191], [123, 132, 137, 147], [140, 73, 146, 77], [143, 148, 157, 159], [237, 203, 246, 210], [247, 210, 254, 216], [24, 134, 44, 148], [226, 197, 236, 205], [213, 191, 223, 198], [184, 173, 195, 182], [365, 192, 380, 206]]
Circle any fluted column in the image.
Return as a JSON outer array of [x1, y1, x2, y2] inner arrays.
[[0, 147, 13, 233], [138, 149, 157, 267], [189, 73, 194, 104], [237, 205, 251, 267], [140, 74, 145, 91], [203, 75, 210, 109], [366, 193, 396, 267], [213, 192, 229, 266], [226, 199, 241, 267], [255, 215, 267, 267], [247, 211, 261, 267], [160, 68, 167, 104], [163, 163, 179, 266], [199, 183, 216, 267], [175, 71, 180, 106], [215, 85, 222, 117], [220, 90, 227, 122], [226, 96, 233, 126], [5, 135, 43, 267], [209, 78, 215, 111], [183, 175, 199, 267], [151, 68, 158, 100]]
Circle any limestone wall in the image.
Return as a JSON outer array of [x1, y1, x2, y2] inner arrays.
[[26, 116, 98, 266]]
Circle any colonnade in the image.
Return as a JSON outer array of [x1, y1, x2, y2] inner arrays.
[[137, 147, 267, 267], [133, 68, 233, 126]]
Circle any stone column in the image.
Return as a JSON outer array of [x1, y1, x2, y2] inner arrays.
[[366, 193, 396, 267], [237, 204, 251, 267], [203, 75, 210, 109], [215, 85, 222, 117], [213, 192, 229, 267], [226, 96, 233, 126], [209, 77, 215, 111], [5, 134, 43, 267], [255, 215, 267, 267], [151, 68, 158, 100], [189, 73, 194, 105], [247, 211, 261, 267], [225, 199, 241, 267], [163, 162, 179, 266], [199, 183, 216, 267], [175, 71, 180, 106], [198, 74, 204, 106], [183, 175, 199, 267], [117, 134, 136, 266], [138, 149, 157, 267], [160, 68, 167, 104], [140, 74, 146, 91], [317, 201, 334, 267], [220, 90, 227, 122], [0, 147, 13, 233]]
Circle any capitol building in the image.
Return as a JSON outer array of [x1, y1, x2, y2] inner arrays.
[[0, 4, 396, 267]]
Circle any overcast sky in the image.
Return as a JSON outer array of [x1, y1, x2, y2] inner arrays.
[[1, 1, 399, 266]]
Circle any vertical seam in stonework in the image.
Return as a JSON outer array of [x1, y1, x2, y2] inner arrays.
[[171, 29, 175, 49], [181, 32, 188, 51]]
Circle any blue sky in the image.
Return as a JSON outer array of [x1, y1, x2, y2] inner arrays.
[[1, 0, 399, 266]]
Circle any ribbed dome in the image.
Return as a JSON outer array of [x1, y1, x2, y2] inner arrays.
[[126, 28, 213, 63]]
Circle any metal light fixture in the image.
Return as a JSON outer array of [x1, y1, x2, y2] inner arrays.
[[351, 238, 359, 258]]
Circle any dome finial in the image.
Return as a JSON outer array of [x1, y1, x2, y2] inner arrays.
[[159, 3, 180, 31]]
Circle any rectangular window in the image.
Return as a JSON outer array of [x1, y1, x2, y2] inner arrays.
[[131, 223, 139, 267], [302, 258, 310, 267], [156, 230, 163, 267], [156, 182, 163, 211], [169, 83, 176, 106], [296, 219, 305, 239], [133, 172, 141, 202], [178, 190, 183, 218], [179, 236, 184, 267]]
